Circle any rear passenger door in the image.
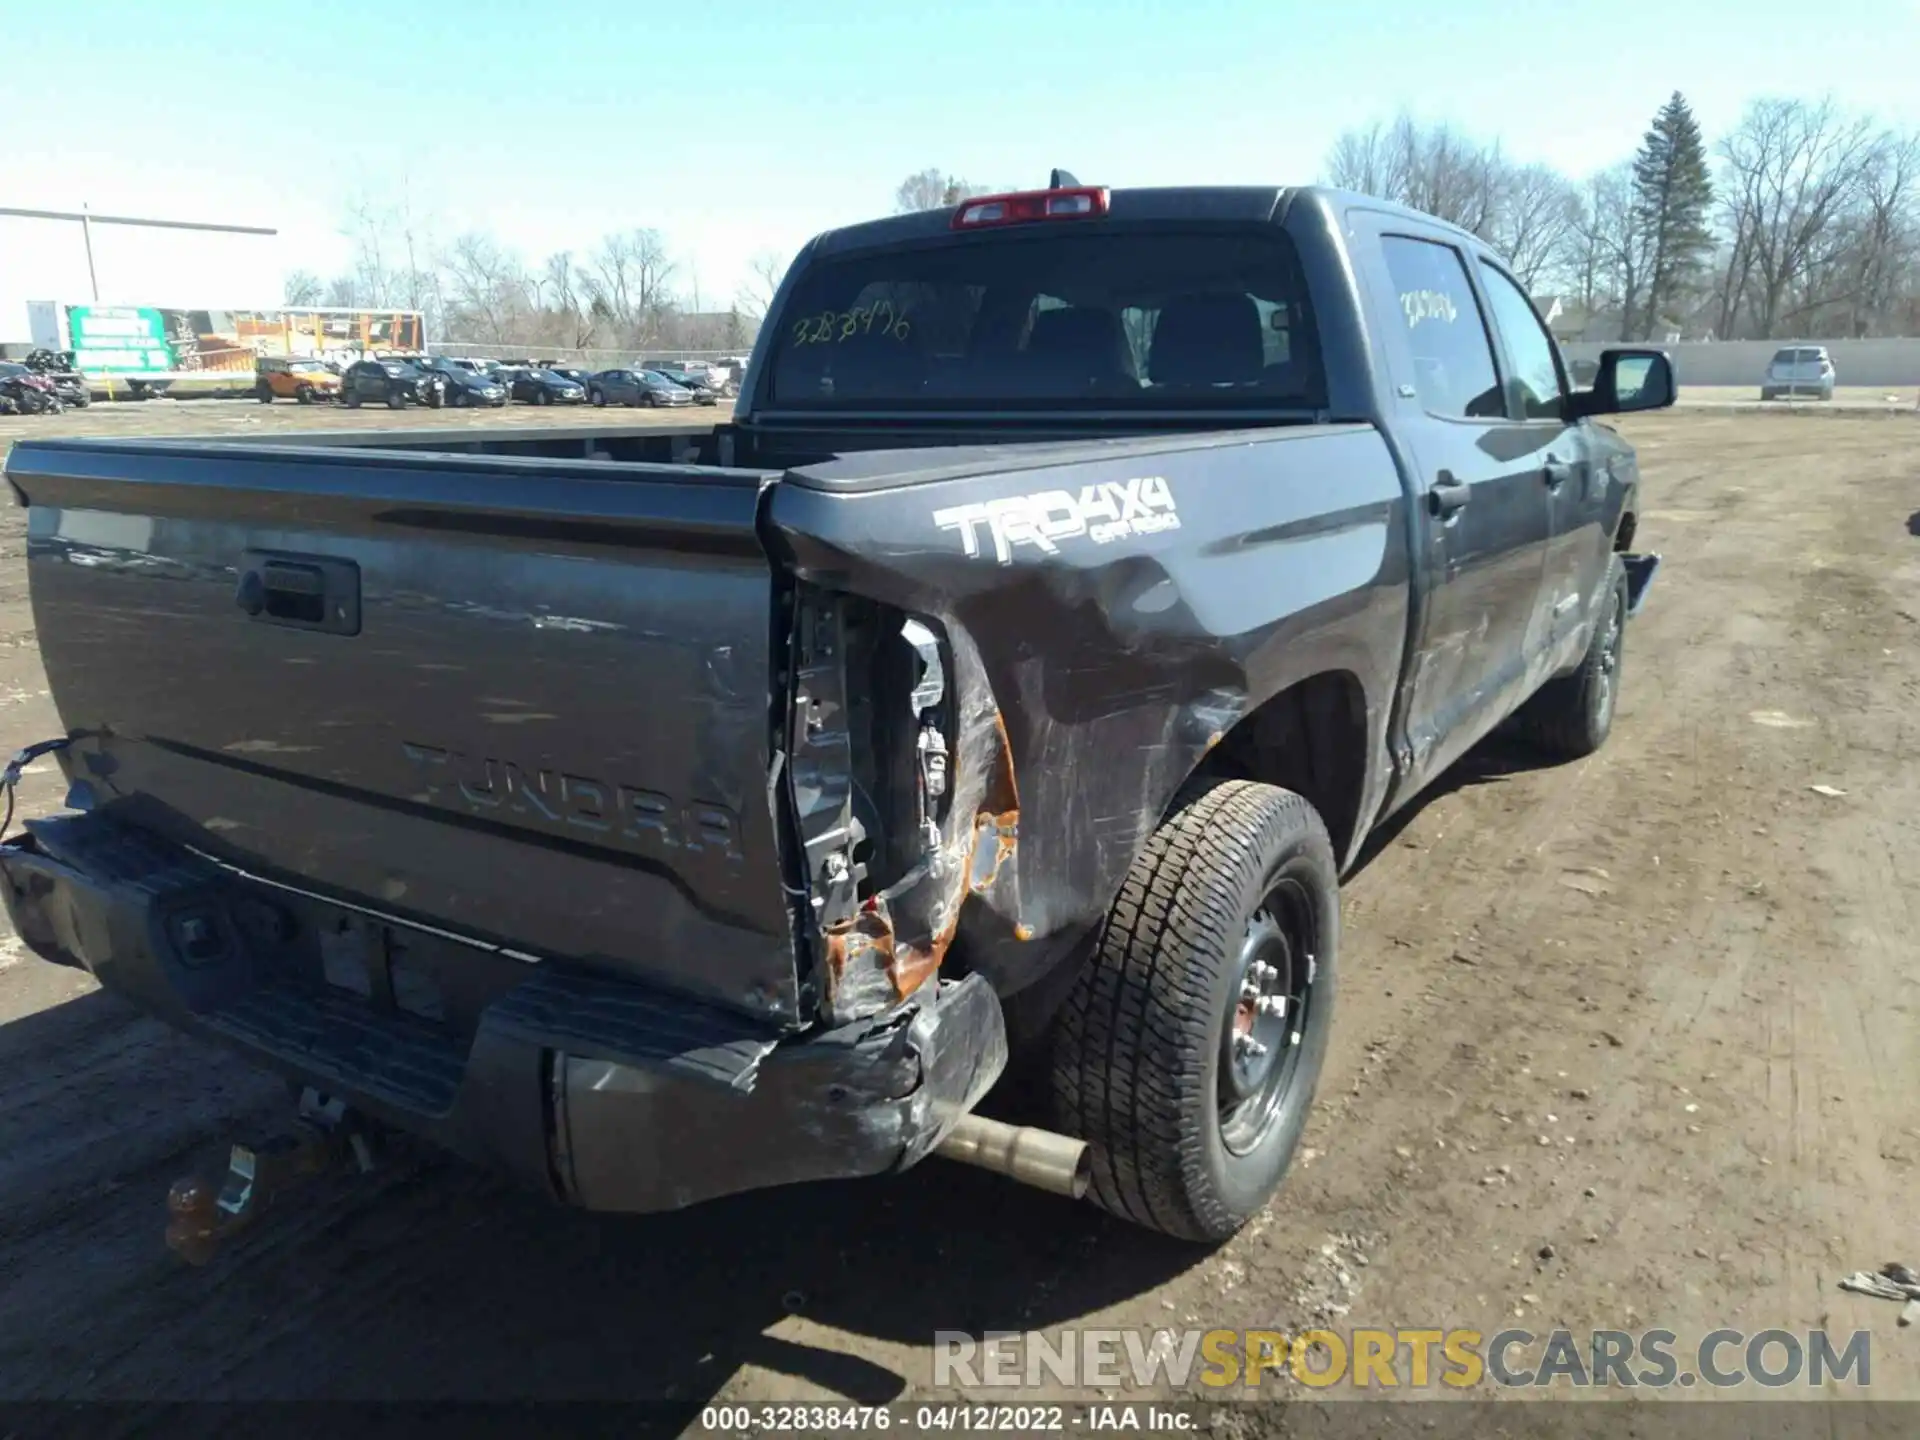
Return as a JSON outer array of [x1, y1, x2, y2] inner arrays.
[[1474, 260, 1610, 672], [1362, 227, 1558, 798]]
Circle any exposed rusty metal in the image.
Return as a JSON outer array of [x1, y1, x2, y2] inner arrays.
[[885, 705, 1021, 999], [163, 1092, 376, 1265], [165, 1131, 335, 1265], [820, 904, 897, 1013]]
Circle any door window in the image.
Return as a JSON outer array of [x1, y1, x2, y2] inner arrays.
[[1378, 236, 1502, 420], [1478, 261, 1567, 420]]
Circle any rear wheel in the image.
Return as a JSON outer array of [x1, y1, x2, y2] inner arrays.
[[256, 384, 273, 405], [1515, 556, 1627, 759], [589, 387, 606, 407], [1049, 779, 1339, 1242], [344, 389, 362, 409], [386, 387, 407, 410]]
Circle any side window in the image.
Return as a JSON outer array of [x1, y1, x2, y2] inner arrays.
[[1378, 236, 1502, 420], [1477, 262, 1567, 420]]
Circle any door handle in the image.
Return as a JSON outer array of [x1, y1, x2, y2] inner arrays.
[[1542, 458, 1572, 490], [1429, 473, 1470, 517]]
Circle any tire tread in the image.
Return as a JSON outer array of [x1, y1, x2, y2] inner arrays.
[[1051, 779, 1332, 1241]]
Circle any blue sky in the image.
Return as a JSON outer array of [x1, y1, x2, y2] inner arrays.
[[3, 0, 1917, 332]]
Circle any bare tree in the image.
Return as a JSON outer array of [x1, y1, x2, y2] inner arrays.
[[333, 189, 442, 329], [537, 251, 598, 348], [589, 228, 677, 343], [894, 169, 994, 213], [441, 232, 530, 344], [737, 250, 789, 319], [1557, 165, 1651, 337], [1325, 113, 1532, 252], [282, 270, 325, 306], [1828, 131, 1920, 335], [1492, 165, 1579, 291], [1715, 97, 1882, 337]]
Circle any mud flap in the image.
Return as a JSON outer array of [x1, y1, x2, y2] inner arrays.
[[1622, 553, 1661, 619]]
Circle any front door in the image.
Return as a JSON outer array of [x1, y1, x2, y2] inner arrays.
[[1474, 259, 1611, 671]]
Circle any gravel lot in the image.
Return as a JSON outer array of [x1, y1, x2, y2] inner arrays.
[[0, 402, 1916, 1424]]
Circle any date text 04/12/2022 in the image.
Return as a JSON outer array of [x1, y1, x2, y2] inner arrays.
[[696, 1403, 1193, 1432]]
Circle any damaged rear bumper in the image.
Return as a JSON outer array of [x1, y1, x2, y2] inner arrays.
[[0, 811, 1008, 1213]]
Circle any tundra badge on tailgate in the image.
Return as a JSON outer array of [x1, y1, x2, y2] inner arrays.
[[933, 475, 1180, 564]]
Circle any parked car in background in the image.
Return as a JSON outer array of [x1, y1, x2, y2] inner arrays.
[[422, 356, 510, 407], [506, 367, 588, 405], [255, 355, 340, 405], [541, 364, 594, 390], [339, 357, 447, 410], [1760, 345, 1835, 401], [643, 363, 721, 405], [586, 368, 694, 407]]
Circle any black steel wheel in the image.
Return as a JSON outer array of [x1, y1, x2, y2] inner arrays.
[[1050, 779, 1339, 1241]]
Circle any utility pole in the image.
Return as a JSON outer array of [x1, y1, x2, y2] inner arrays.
[[80, 205, 98, 300]]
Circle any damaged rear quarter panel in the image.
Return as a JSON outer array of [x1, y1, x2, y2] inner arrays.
[[763, 424, 1412, 999]]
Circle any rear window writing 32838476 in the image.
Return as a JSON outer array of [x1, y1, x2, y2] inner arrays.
[[765, 230, 1325, 410]]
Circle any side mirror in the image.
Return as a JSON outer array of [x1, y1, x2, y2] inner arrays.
[[1568, 348, 1675, 418]]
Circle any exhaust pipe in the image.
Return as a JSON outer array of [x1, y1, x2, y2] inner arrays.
[[934, 1113, 1092, 1199]]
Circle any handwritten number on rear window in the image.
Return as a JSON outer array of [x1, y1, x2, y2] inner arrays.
[[791, 302, 911, 346]]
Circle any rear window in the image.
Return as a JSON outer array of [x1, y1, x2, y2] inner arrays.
[[765, 228, 1325, 410]]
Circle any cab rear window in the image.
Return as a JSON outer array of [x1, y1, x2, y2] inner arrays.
[[766, 229, 1325, 410]]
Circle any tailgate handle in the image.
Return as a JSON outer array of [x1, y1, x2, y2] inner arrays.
[[237, 552, 361, 635]]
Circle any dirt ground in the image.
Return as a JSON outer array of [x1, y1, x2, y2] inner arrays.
[[0, 401, 1916, 1425]]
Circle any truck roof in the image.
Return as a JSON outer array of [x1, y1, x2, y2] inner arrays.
[[805, 184, 1484, 259]]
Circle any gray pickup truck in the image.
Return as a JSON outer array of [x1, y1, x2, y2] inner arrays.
[[1, 182, 1671, 1244]]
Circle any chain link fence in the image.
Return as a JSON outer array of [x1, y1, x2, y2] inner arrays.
[[440, 342, 753, 368]]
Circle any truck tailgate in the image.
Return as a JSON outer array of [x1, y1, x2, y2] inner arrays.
[[8, 439, 802, 1024]]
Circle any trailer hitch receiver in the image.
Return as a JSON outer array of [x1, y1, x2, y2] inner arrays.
[[164, 1090, 378, 1265]]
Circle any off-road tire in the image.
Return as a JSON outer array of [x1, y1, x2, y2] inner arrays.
[[1049, 779, 1340, 1242], [1515, 555, 1628, 758]]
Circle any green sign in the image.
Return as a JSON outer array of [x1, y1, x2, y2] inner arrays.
[[66, 306, 179, 375]]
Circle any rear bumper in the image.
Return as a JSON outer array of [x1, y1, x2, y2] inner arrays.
[[0, 811, 1007, 1213]]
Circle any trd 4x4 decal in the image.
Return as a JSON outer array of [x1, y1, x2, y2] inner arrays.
[[933, 476, 1180, 564]]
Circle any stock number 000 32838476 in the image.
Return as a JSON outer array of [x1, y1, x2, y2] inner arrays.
[[789, 303, 913, 346], [698, 1404, 1069, 1431]]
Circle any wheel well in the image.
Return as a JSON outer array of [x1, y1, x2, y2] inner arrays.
[[1189, 671, 1369, 862], [1614, 510, 1637, 552]]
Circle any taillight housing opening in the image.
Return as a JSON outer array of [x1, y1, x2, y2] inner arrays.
[[951, 186, 1110, 229]]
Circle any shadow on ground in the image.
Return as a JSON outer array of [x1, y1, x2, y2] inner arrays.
[[0, 732, 1567, 1412]]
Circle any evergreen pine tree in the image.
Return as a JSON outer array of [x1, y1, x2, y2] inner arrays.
[[1631, 92, 1714, 339]]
